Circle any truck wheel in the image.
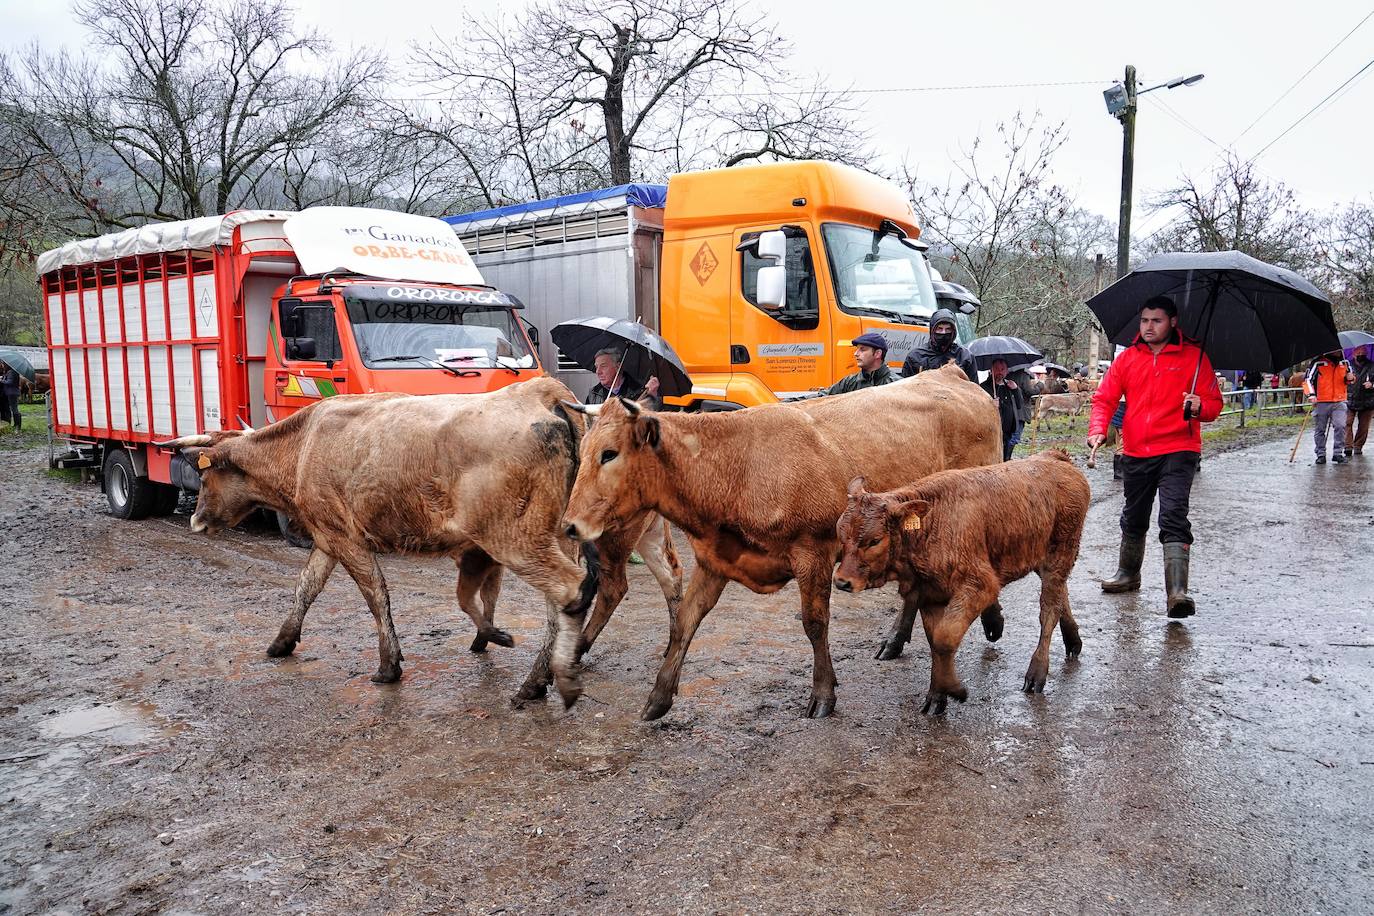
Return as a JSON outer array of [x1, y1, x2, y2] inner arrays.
[[152, 484, 182, 517], [104, 449, 158, 520], [275, 511, 314, 549]]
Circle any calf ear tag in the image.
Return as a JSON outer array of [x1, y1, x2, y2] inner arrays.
[[903, 514, 922, 531], [196, 453, 213, 471]]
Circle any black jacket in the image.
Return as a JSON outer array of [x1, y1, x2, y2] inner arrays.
[[901, 308, 977, 382], [586, 380, 661, 411], [980, 377, 1024, 439], [1007, 368, 1036, 422], [1349, 358, 1374, 411], [825, 363, 896, 396]]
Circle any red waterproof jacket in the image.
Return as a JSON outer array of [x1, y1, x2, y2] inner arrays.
[[1089, 335, 1223, 457]]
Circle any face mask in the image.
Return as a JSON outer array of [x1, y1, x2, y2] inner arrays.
[[932, 330, 954, 348]]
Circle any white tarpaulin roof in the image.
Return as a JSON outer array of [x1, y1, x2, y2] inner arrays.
[[36, 210, 295, 276]]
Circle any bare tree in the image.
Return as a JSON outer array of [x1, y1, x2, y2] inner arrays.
[[7, 0, 385, 225], [1317, 201, 1374, 331], [1145, 154, 1319, 271], [717, 83, 872, 168], [900, 113, 1074, 332]]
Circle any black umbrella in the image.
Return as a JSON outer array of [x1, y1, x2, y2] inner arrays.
[[1040, 361, 1070, 377], [968, 335, 1042, 372], [1086, 251, 1339, 375], [550, 317, 693, 398]]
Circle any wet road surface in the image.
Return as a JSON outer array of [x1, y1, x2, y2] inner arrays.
[[1, 433, 1371, 914]]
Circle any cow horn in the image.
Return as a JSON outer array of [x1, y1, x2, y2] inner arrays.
[[562, 400, 603, 416], [154, 435, 213, 448], [236, 416, 255, 433], [619, 397, 641, 416]]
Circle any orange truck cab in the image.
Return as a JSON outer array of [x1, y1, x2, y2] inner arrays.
[[38, 207, 540, 521], [446, 161, 974, 409]]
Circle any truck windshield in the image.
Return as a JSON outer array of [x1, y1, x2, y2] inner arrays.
[[821, 223, 938, 322], [342, 287, 537, 370]]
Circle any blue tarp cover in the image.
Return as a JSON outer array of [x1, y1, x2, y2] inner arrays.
[[443, 184, 668, 226]]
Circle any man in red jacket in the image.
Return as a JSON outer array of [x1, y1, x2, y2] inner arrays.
[[1087, 296, 1223, 618]]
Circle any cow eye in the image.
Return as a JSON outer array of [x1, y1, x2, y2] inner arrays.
[[600, 449, 619, 465]]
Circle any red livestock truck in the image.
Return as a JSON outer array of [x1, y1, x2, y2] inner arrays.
[[38, 207, 542, 524]]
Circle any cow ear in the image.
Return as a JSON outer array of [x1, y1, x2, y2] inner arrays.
[[891, 498, 931, 532], [847, 476, 867, 499], [632, 414, 661, 449], [181, 447, 211, 475]]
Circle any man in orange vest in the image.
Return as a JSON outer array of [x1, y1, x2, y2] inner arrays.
[[1304, 350, 1356, 464], [1087, 296, 1223, 618]]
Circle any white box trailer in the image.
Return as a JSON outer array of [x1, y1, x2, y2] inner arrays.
[[445, 184, 666, 399]]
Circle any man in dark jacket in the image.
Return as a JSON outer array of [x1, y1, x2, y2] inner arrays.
[[980, 358, 1024, 461], [825, 332, 895, 395], [901, 308, 977, 381], [1241, 368, 1263, 410], [0, 362, 20, 431], [1344, 345, 1374, 456], [585, 347, 662, 410]]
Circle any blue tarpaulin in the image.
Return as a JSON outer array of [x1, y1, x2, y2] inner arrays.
[[443, 184, 668, 227]]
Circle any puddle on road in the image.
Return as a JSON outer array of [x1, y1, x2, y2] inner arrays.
[[5, 701, 182, 812]]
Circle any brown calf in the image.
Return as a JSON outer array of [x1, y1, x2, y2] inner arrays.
[[833, 451, 1090, 714], [563, 363, 1003, 720], [1032, 392, 1087, 428]]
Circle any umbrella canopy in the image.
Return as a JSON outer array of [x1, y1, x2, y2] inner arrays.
[[1086, 250, 1339, 374], [967, 335, 1042, 372], [550, 317, 693, 398], [1338, 330, 1374, 350], [1041, 361, 1070, 376], [0, 348, 36, 383]]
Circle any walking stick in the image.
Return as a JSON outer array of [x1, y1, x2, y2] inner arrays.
[[1288, 409, 1310, 463], [1087, 442, 1100, 469]]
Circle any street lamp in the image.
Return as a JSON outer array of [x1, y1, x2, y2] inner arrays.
[[1105, 66, 1205, 278]]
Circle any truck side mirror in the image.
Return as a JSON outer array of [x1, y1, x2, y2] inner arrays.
[[279, 298, 304, 338], [959, 302, 977, 315], [756, 230, 786, 262], [287, 337, 317, 361], [522, 319, 540, 348], [756, 265, 787, 309]]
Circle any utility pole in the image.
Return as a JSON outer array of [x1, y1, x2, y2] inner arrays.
[[1115, 64, 1137, 280], [1090, 253, 1106, 374]]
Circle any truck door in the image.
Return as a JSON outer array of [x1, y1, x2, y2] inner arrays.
[[734, 225, 830, 399], [266, 296, 348, 419]]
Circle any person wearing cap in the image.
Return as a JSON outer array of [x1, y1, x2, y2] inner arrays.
[[901, 309, 978, 381], [825, 332, 895, 395], [1303, 349, 1355, 464]]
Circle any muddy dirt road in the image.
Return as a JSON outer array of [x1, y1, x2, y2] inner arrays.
[[1, 431, 1371, 915]]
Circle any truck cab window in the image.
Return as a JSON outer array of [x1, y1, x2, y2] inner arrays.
[[740, 229, 818, 319], [280, 300, 342, 362]]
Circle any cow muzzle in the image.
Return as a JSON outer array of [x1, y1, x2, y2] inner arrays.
[[563, 518, 601, 543]]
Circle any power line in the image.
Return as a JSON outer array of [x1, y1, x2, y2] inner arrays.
[[1233, 7, 1374, 143], [1253, 54, 1374, 159]]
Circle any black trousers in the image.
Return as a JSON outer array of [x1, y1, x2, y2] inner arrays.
[[1120, 451, 1199, 544]]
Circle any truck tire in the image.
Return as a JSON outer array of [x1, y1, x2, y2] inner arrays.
[[152, 484, 182, 517], [104, 448, 158, 520], [275, 511, 314, 550]]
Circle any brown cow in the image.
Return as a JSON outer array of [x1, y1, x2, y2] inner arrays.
[[562, 363, 1003, 720], [1032, 392, 1087, 428], [833, 451, 1090, 714], [160, 378, 679, 707]]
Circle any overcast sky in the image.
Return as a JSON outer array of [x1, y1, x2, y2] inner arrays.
[[7, 0, 1372, 250]]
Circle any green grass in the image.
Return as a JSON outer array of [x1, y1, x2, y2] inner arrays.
[[0, 401, 49, 451], [1019, 406, 1308, 457], [45, 467, 82, 482]]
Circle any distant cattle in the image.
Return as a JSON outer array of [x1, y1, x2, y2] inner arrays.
[[163, 378, 681, 708], [563, 363, 1003, 720], [1032, 392, 1087, 427], [833, 450, 1090, 714]]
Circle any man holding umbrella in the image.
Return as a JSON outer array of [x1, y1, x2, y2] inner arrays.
[[980, 358, 1024, 461], [1088, 296, 1222, 618], [585, 347, 662, 410]]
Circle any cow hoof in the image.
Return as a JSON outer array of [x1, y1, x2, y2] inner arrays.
[[371, 666, 402, 684], [554, 672, 584, 710], [805, 697, 836, 719], [921, 692, 948, 715], [874, 638, 906, 661], [1022, 669, 1047, 693], [488, 629, 515, 648], [982, 616, 1004, 643], [511, 682, 548, 707], [641, 695, 673, 721], [469, 634, 490, 653], [1065, 639, 1083, 660], [266, 638, 297, 658]]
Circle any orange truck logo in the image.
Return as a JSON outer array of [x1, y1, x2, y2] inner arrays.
[[689, 241, 719, 285]]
